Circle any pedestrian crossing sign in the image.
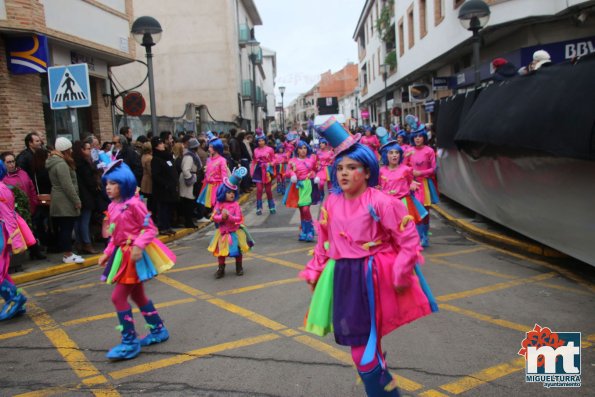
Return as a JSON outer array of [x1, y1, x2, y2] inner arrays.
[[48, 63, 91, 109]]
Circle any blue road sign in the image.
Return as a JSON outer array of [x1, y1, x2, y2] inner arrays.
[[48, 63, 91, 109]]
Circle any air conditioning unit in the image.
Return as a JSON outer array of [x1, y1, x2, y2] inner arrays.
[[408, 83, 432, 103]]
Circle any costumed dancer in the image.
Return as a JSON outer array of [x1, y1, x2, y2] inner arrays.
[[396, 131, 413, 161], [208, 167, 255, 279], [0, 159, 36, 321], [359, 126, 381, 159], [196, 132, 231, 211], [409, 125, 439, 247], [274, 144, 289, 195], [283, 132, 299, 156], [250, 133, 276, 215], [283, 141, 319, 242], [301, 117, 438, 396], [315, 138, 334, 202], [378, 137, 428, 226], [98, 160, 176, 360]]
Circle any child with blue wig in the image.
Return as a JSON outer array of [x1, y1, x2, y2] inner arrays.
[[197, 134, 230, 210], [274, 144, 289, 195], [283, 140, 320, 242], [300, 117, 438, 397], [0, 159, 36, 321], [98, 160, 176, 360], [250, 133, 276, 215], [208, 167, 254, 278]]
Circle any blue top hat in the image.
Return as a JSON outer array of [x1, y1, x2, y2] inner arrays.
[[376, 127, 391, 148], [206, 130, 218, 143], [316, 116, 361, 155], [223, 167, 247, 190]]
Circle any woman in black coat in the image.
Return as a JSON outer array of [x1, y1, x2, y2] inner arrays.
[[150, 137, 179, 235], [73, 140, 100, 254]]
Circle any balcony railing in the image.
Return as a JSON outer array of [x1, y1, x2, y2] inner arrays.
[[238, 24, 250, 47]]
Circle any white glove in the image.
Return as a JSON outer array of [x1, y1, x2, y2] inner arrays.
[[290, 175, 298, 184], [314, 177, 320, 185]]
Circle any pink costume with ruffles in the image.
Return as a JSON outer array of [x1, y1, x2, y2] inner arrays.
[[315, 149, 334, 185], [287, 156, 318, 181], [250, 146, 275, 183], [408, 145, 436, 204], [299, 187, 431, 336], [212, 201, 243, 233], [198, 154, 229, 208], [360, 135, 380, 157], [379, 165, 414, 199]]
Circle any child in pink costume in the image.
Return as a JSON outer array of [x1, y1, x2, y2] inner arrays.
[[197, 135, 230, 210], [274, 145, 289, 195], [208, 167, 254, 278], [408, 126, 439, 247], [360, 128, 381, 158], [300, 118, 437, 397], [283, 141, 319, 242], [250, 134, 276, 215], [0, 159, 34, 321], [315, 139, 334, 202], [98, 161, 176, 360]]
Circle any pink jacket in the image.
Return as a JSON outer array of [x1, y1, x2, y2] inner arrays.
[[274, 152, 289, 166], [204, 154, 229, 184], [287, 156, 318, 181], [379, 165, 414, 199], [252, 146, 274, 166], [103, 195, 157, 258], [299, 188, 430, 334], [0, 182, 30, 272], [4, 169, 39, 214], [360, 135, 380, 154], [408, 145, 436, 178], [212, 201, 243, 233]]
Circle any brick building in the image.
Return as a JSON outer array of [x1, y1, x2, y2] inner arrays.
[[0, 0, 135, 152]]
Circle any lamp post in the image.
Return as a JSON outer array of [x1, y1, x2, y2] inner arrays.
[[247, 39, 260, 131], [279, 86, 286, 132], [131, 16, 163, 136], [458, 0, 490, 88]]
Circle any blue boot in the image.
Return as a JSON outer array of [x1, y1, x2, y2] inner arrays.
[[0, 279, 27, 321], [303, 220, 315, 242], [421, 224, 430, 247], [106, 309, 141, 360], [256, 200, 263, 215], [268, 199, 276, 214], [139, 301, 169, 347], [298, 221, 307, 241], [358, 365, 400, 397]]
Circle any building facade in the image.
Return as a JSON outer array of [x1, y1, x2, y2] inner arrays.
[[111, 0, 277, 135], [0, 0, 135, 151]]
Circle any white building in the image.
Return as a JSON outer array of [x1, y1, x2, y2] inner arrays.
[[112, 0, 277, 135]]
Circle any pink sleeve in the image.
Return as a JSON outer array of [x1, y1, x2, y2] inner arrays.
[[103, 237, 116, 258], [417, 150, 436, 178], [405, 166, 414, 187], [287, 159, 297, 178], [220, 158, 230, 177], [229, 203, 243, 223], [212, 202, 224, 223], [132, 199, 157, 250], [299, 203, 330, 283], [378, 198, 422, 288]]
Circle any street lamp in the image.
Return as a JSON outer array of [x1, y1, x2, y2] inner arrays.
[[458, 0, 490, 88], [131, 16, 162, 137], [247, 38, 260, 131], [279, 86, 286, 132]]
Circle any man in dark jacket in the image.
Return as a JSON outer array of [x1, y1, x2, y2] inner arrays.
[[16, 132, 43, 180], [113, 135, 142, 186], [150, 137, 179, 235]]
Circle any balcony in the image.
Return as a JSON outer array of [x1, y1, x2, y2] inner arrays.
[[238, 24, 250, 47], [241, 80, 253, 99]]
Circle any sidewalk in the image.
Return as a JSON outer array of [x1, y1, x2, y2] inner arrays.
[[432, 196, 566, 259], [10, 192, 254, 285]]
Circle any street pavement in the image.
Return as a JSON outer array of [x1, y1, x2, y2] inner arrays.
[[1, 193, 594, 396]]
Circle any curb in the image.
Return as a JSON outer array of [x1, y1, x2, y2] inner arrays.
[[14, 191, 254, 285], [431, 203, 566, 259]]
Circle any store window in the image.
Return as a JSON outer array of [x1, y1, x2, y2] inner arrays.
[[41, 74, 93, 147]]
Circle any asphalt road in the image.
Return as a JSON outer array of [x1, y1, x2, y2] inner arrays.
[[1, 195, 593, 397]]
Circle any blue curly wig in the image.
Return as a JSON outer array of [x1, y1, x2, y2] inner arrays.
[[381, 142, 404, 166], [330, 143, 379, 194], [319, 138, 328, 145], [255, 134, 267, 143], [412, 127, 428, 144], [102, 161, 137, 201], [0, 159, 6, 181], [210, 138, 224, 155], [397, 131, 410, 145], [294, 140, 312, 157], [216, 183, 239, 203]]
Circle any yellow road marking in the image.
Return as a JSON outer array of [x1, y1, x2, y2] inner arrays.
[[14, 386, 75, 397], [90, 389, 121, 397], [426, 246, 487, 258], [419, 390, 450, 397], [536, 281, 593, 296], [267, 247, 312, 256], [27, 302, 105, 380], [280, 328, 300, 337], [167, 257, 254, 273], [247, 253, 304, 270], [62, 298, 196, 327], [439, 357, 525, 394], [156, 274, 210, 298], [430, 257, 518, 279], [217, 277, 301, 296], [0, 328, 34, 340], [109, 333, 279, 380], [439, 303, 531, 332], [33, 282, 102, 297], [436, 272, 557, 302], [22, 266, 98, 288], [207, 297, 287, 331]]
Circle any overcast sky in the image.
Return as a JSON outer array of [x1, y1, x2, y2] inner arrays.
[[254, 0, 364, 105]]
